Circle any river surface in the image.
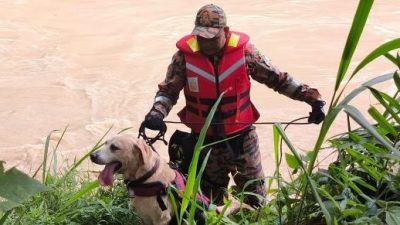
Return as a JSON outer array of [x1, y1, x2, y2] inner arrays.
[[0, 0, 399, 176]]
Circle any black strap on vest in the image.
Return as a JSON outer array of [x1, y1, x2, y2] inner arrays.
[[185, 90, 251, 119]]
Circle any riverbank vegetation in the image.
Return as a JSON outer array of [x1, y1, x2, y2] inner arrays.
[[1, 0, 399, 224]]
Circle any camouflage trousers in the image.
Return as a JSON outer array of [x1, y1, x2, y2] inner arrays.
[[198, 126, 266, 207]]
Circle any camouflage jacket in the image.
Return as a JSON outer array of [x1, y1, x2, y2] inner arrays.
[[151, 42, 322, 117]]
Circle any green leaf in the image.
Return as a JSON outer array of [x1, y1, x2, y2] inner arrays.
[[334, 0, 374, 91], [42, 130, 57, 183], [397, 51, 400, 66], [368, 106, 398, 136], [384, 53, 400, 69], [61, 180, 99, 211], [285, 153, 300, 169], [352, 176, 377, 192], [343, 208, 363, 217], [352, 38, 400, 77], [394, 71, 400, 93], [363, 142, 387, 154], [386, 206, 400, 225], [368, 87, 400, 124], [0, 167, 50, 213], [167, 187, 180, 225], [344, 105, 398, 154]]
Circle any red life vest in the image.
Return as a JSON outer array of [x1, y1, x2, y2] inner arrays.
[[176, 31, 260, 136]]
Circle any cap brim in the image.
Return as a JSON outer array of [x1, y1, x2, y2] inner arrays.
[[191, 26, 222, 39]]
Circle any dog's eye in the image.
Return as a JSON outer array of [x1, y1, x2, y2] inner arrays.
[[110, 144, 120, 151]]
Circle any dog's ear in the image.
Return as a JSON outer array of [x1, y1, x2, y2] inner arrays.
[[134, 138, 152, 164]]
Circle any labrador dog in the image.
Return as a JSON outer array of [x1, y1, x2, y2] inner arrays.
[[90, 134, 176, 225]]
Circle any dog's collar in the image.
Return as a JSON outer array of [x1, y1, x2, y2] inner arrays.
[[124, 158, 160, 187]]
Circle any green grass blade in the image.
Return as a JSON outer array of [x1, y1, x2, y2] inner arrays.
[[274, 123, 333, 225], [368, 87, 400, 123], [167, 187, 180, 225], [60, 180, 99, 211], [394, 71, 400, 94], [384, 53, 400, 69], [188, 150, 211, 225], [333, 0, 374, 92], [50, 125, 68, 180], [0, 210, 11, 225], [368, 106, 398, 136], [272, 126, 281, 192], [344, 105, 398, 154], [180, 91, 226, 222], [42, 130, 57, 184], [201, 134, 240, 149], [352, 38, 400, 77]]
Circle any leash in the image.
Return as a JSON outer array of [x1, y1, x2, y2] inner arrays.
[[164, 119, 310, 125], [165, 116, 310, 164], [138, 126, 168, 153], [140, 116, 311, 153]]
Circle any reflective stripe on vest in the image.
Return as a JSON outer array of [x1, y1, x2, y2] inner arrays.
[[186, 57, 245, 84]]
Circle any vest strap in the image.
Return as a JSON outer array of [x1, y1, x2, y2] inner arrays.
[[201, 99, 251, 119], [185, 89, 250, 106]]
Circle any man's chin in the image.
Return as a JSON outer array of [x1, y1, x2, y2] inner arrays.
[[201, 50, 219, 57]]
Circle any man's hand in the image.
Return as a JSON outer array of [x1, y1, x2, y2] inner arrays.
[[139, 111, 167, 134], [308, 100, 325, 124]]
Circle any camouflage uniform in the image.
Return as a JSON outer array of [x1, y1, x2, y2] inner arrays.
[[147, 4, 322, 207]]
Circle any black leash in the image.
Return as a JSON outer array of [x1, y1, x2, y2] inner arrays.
[[140, 116, 311, 152], [164, 120, 310, 125], [165, 116, 311, 163], [138, 126, 168, 152]]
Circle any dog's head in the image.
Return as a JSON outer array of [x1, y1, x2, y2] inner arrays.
[[90, 134, 152, 186]]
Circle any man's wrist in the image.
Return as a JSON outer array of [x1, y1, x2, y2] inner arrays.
[[148, 108, 164, 119]]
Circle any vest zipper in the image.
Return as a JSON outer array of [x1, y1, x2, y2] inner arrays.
[[213, 56, 220, 96], [212, 56, 224, 137]]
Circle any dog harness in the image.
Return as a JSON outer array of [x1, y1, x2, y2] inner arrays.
[[124, 159, 209, 212]]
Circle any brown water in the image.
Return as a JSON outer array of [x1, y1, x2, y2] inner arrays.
[[1, 0, 399, 176]]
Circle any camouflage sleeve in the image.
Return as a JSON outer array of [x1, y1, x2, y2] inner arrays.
[[245, 42, 322, 105], [151, 50, 186, 117]]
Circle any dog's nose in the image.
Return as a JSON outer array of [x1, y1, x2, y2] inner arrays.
[[90, 153, 97, 162]]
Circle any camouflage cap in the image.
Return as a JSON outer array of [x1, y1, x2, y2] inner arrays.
[[192, 4, 227, 39]]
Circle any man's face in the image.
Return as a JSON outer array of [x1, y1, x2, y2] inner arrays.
[[197, 27, 228, 56]]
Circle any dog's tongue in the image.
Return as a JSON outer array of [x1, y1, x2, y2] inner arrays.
[[98, 162, 119, 186]]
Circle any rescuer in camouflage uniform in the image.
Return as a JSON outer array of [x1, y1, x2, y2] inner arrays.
[[140, 4, 325, 207]]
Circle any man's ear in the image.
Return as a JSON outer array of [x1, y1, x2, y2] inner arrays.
[[223, 26, 230, 36], [134, 138, 152, 164]]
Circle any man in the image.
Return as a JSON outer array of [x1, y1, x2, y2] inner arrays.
[[140, 4, 325, 207]]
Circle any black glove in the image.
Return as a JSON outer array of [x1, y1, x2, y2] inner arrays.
[[308, 100, 326, 124], [139, 111, 167, 134]]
